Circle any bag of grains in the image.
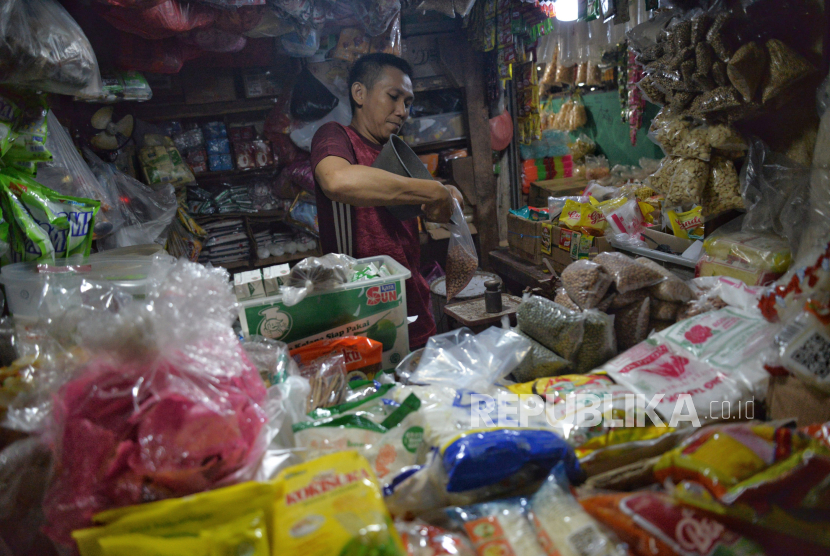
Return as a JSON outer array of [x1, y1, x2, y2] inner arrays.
[[649, 298, 682, 321], [445, 199, 478, 302], [572, 310, 617, 373], [608, 288, 648, 309], [517, 295, 585, 362], [613, 297, 651, 351], [561, 260, 614, 310], [665, 157, 709, 205], [594, 252, 665, 294], [634, 257, 695, 302], [760, 39, 815, 105], [554, 287, 582, 312], [511, 327, 574, 383]]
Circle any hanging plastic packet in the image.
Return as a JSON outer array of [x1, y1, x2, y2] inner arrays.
[[528, 462, 628, 556], [291, 336, 384, 382], [3, 168, 99, 258], [559, 199, 608, 232], [445, 199, 478, 302], [0, 176, 58, 262]]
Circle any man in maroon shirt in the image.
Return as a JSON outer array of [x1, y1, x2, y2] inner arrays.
[[310, 53, 462, 350]]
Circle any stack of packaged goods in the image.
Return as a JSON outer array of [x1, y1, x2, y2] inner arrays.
[[197, 219, 250, 265]]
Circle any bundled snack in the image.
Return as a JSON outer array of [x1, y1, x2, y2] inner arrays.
[[298, 351, 348, 412], [581, 491, 766, 556], [634, 258, 694, 303], [561, 260, 614, 310], [559, 199, 607, 234], [446, 499, 547, 556], [510, 327, 573, 383], [293, 388, 423, 483], [395, 521, 476, 556], [613, 297, 651, 351], [445, 199, 478, 302], [595, 252, 665, 294], [291, 337, 383, 382], [41, 260, 269, 547], [274, 451, 407, 556], [702, 156, 743, 216], [529, 463, 628, 556]]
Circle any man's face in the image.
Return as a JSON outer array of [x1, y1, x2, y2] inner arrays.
[[355, 67, 414, 141]]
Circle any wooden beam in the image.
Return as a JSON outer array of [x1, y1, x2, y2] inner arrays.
[[438, 36, 499, 270]]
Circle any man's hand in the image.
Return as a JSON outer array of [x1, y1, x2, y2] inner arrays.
[[422, 183, 454, 223]]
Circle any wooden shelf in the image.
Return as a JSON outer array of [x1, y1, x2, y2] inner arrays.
[[193, 167, 279, 184], [131, 96, 279, 122], [410, 138, 468, 154]]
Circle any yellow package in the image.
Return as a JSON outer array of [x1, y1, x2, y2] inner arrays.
[[74, 481, 278, 556], [702, 230, 792, 273], [97, 511, 269, 556], [667, 206, 703, 240], [274, 451, 406, 556], [560, 199, 607, 231], [637, 201, 656, 224]]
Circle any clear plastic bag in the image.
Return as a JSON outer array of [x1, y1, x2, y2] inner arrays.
[[573, 310, 616, 374], [286, 190, 318, 235], [395, 520, 476, 556], [595, 252, 666, 294], [445, 199, 478, 302], [241, 335, 298, 387], [85, 149, 178, 250], [554, 287, 582, 313], [280, 253, 357, 306], [446, 500, 549, 556], [410, 327, 530, 392], [648, 108, 711, 161], [37, 114, 117, 239], [634, 257, 694, 302], [510, 327, 574, 382], [665, 157, 708, 205], [0, 0, 102, 97], [561, 260, 614, 310], [613, 297, 650, 351], [39, 258, 270, 547], [297, 351, 348, 412], [517, 295, 585, 362]]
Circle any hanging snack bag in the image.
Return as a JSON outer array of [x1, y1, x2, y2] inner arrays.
[[4, 168, 99, 257], [445, 199, 478, 302], [274, 451, 407, 556], [0, 176, 58, 262], [560, 199, 607, 233]]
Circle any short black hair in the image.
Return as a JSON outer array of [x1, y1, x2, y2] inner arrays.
[[348, 53, 414, 111]]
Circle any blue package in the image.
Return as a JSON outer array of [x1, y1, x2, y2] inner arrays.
[[202, 121, 228, 140], [208, 154, 234, 172], [440, 428, 582, 492], [206, 137, 231, 155]]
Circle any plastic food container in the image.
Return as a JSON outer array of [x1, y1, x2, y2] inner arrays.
[[0, 255, 161, 320], [238, 255, 411, 371]]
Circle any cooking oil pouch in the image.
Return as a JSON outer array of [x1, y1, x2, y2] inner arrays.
[[560, 199, 608, 231], [0, 173, 62, 262], [74, 481, 278, 556], [96, 510, 269, 556], [666, 206, 703, 240], [274, 451, 406, 556], [4, 168, 98, 257]]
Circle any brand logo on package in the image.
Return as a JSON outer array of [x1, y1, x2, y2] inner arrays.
[[258, 307, 292, 340], [366, 284, 398, 306]]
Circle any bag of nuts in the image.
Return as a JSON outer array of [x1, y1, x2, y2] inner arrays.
[[702, 156, 744, 217], [649, 297, 682, 321], [612, 297, 650, 351], [649, 111, 712, 161], [594, 252, 666, 294], [554, 287, 582, 313], [573, 310, 617, 373], [561, 259, 614, 310], [665, 157, 709, 205], [760, 39, 815, 105], [609, 287, 649, 309], [634, 257, 694, 303], [445, 198, 478, 302], [516, 295, 585, 362]]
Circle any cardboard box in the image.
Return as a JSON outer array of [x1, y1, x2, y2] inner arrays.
[[539, 222, 613, 272], [234, 269, 265, 301], [507, 214, 543, 264], [768, 375, 830, 426], [529, 178, 588, 208], [262, 263, 290, 295]]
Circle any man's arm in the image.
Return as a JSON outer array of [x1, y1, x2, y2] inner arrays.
[[315, 155, 462, 222]]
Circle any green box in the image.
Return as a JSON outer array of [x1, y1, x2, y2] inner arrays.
[[238, 255, 411, 371]]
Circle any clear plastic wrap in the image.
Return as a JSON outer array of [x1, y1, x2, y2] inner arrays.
[[445, 199, 478, 302], [760, 39, 815, 105], [554, 287, 582, 313], [529, 463, 628, 556], [85, 149, 177, 250], [703, 223, 793, 275], [395, 520, 476, 556], [296, 351, 348, 412], [573, 310, 617, 374], [702, 155, 743, 216], [40, 258, 270, 547], [241, 335, 298, 387], [446, 500, 548, 556], [510, 326, 573, 382], [648, 109, 711, 161], [517, 295, 585, 361], [665, 157, 708, 205], [561, 260, 614, 310], [410, 327, 530, 392], [595, 252, 665, 294], [0, 0, 103, 97], [280, 253, 356, 306]]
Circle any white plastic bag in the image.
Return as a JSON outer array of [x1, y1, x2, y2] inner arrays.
[[410, 327, 531, 391], [445, 199, 478, 302]]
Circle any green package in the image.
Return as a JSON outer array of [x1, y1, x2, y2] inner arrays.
[[0, 88, 51, 165], [3, 169, 99, 258], [0, 93, 20, 158], [0, 175, 60, 263]]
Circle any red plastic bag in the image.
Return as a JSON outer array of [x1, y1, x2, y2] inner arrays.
[[118, 34, 202, 74], [100, 0, 216, 40], [180, 27, 247, 53], [490, 110, 513, 151]]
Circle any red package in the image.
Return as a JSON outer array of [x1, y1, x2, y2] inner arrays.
[[252, 140, 274, 168], [100, 0, 217, 40], [118, 34, 203, 74], [186, 148, 208, 174], [228, 126, 255, 144], [234, 142, 257, 170]]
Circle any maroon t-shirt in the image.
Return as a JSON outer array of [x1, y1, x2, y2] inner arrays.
[[310, 122, 436, 349]]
